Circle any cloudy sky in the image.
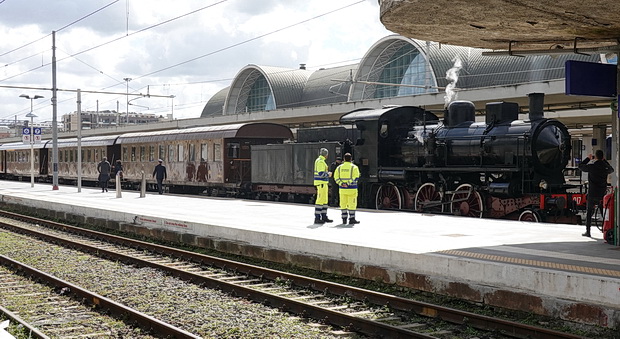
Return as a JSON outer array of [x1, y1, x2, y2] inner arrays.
[[0, 0, 392, 125]]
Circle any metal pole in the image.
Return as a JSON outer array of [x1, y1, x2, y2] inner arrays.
[[29, 113, 34, 188], [124, 77, 131, 125], [611, 55, 620, 246], [52, 31, 59, 190], [77, 89, 82, 193]]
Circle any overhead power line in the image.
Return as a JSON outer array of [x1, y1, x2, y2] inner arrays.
[[0, 0, 120, 59]]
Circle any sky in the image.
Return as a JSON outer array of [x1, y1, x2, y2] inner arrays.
[[0, 0, 392, 126]]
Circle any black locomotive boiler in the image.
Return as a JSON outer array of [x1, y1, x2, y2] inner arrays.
[[337, 92, 581, 223]]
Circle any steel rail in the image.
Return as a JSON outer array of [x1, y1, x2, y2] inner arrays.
[[0, 210, 585, 339], [0, 305, 49, 339], [0, 254, 200, 339]]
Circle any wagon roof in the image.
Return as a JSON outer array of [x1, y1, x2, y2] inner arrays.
[[0, 141, 47, 150], [43, 135, 119, 148], [339, 106, 439, 124], [116, 122, 292, 143]]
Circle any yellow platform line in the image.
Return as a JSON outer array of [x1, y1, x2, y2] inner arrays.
[[438, 250, 620, 278]]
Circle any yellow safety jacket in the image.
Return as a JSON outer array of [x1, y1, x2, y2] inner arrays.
[[334, 161, 360, 190], [313, 155, 329, 186]]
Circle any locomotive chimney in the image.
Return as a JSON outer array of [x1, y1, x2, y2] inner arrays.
[[528, 92, 545, 120]]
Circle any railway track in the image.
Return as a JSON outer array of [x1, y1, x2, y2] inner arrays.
[[0, 210, 586, 339], [0, 260, 185, 338]]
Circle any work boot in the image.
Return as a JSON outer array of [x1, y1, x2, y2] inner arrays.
[[582, 232, 591, 237], [321, 215, 333, 223], [342, 218, 347, 225], [349, 218, 360, 225], [314, 218, 325, 224]]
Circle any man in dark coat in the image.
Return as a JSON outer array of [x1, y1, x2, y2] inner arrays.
[[328, 157, 342, 207], [578, 149, 614, 237], [152, 159, 167, 194], [97, 157, 111, 192]]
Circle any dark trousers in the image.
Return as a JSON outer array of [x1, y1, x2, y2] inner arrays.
[[100, 180, 108, 191], [156, 178, 164, 194], [585, 196, 603, 231]]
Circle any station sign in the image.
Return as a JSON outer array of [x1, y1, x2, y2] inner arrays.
[[22, 127, 42, 144]]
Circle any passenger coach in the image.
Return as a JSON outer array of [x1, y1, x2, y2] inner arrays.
[[114, 123, 293, 194]]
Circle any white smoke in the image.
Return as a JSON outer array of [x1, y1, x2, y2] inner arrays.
[[413, 129, 425, 143], [444, 56, 462, 107]]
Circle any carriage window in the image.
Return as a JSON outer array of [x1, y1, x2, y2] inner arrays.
[[168, 145, 175, 162], [94, 149, 99, 162], [214, 143, 221, 161], [200, 144, 208, 162], [81, 150, 85, 162], [189, 144, 195, 162], [178, 144, 184, 162], [149, 146, 155, 161], [140, 146, 146, 162], [380, 121, 389, 138], [227, 142, 240, 159], [69, 150, 74, 162], [131, 147, 136, 162], [122, 147, 128, 162], [87, 150, 91, 162], [158, 145, 165, 161], [64, 150, 68, 162]]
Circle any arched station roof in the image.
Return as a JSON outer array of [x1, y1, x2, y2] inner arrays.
[[223, 64, 312, 115], [202, 34, 600, 118]]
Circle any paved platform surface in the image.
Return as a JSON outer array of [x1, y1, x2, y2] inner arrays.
[[1, 181, 619, 326]]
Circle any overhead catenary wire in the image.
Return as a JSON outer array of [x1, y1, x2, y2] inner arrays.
[[2, 1, 367, 121]]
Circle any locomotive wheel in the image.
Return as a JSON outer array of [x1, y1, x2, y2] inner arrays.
[[375, 183, 402, 210], [450, 184, 483, 218], [414, 183, 444, 213], [518, 209, 541, 222]]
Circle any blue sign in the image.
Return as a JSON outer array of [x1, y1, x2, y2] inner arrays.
[[565, 60, 617, 98], [22, 127, 42, 135]]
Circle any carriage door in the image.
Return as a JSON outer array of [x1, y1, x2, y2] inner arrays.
[[224, 140, 252, 183], [224, 141, 240, 183]]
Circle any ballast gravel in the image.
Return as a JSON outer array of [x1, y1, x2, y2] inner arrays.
[[0, 231, 347, 338]]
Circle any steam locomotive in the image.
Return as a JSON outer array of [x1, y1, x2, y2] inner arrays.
[[253, 93, 583, 223], [0, 93, 583, 223]]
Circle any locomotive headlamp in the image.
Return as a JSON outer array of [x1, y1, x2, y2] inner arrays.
[[539, 179, 548, 190]]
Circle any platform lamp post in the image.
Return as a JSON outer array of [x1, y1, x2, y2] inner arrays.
[[20, 94, 44, 188]]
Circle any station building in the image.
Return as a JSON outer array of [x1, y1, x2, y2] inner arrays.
[[200, 34, 615, 164]]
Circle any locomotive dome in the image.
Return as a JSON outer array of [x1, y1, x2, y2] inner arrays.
[[201, 34, 599, 118]]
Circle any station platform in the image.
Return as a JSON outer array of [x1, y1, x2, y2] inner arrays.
[[0, 181, 618, 328]]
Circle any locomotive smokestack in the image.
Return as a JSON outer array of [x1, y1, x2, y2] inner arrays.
[[528, 92, 545, 120]]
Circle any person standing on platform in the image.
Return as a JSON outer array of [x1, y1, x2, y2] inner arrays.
[[313, 148, 333, 224], [328, 157, 342, 207], [97, 157, 111, 192], [333, 153, 360, 225], [153, 159, 167, 195], [113, 160, 124, 180], [578, 149, 614, 237]]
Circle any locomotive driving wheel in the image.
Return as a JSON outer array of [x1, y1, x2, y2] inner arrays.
[[375, 183, 402, 210], [518, 209, 541, 222], [414, 183, 444, 213], [450, 184, 483, 218]]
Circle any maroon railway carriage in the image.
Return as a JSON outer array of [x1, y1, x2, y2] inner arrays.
[[114, 123, 293, 194]]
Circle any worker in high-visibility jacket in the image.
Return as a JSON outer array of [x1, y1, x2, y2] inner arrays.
[[313, 148, 333, 224], [333, 153, 360, 224]]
